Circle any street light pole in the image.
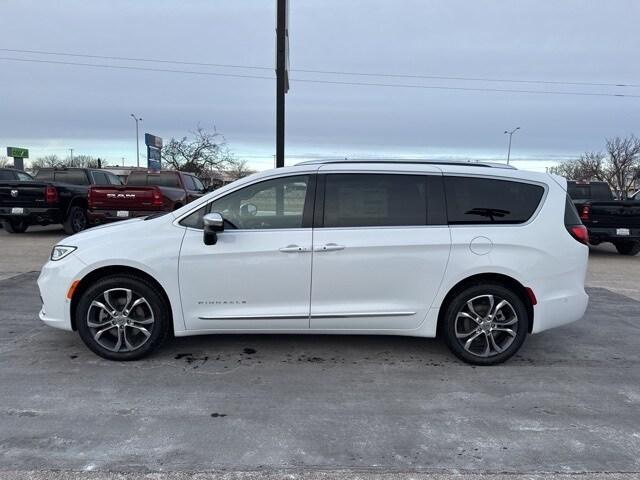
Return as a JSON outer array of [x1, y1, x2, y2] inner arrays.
[[130, 114, 143, 168], [504, 127, 520, 165]]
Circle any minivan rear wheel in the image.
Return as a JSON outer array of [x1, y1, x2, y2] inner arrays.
[[443, 284, 528, 365], [76, 275, 170, 361]]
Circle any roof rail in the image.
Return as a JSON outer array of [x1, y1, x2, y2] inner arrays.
[[295, 159, 517, 169]]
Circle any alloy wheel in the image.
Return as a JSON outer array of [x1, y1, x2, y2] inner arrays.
[[454, 294, 519, 358], [86, 288, 155, 353]]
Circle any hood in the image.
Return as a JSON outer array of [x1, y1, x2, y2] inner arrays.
[[61, 214, 175, 247]]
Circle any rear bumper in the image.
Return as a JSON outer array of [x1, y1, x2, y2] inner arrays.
[[532, 289, 589, 333], [588, 226, 640, 243], [0, 206, 62, 225], [88, 209, 158, 224]]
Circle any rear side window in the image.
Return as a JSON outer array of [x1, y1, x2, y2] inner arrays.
[[191, 176, 205, 191], [53, 170, 89, 185], [16, 172, 32, 181], [126, 172, 146, 186], [107, 173, 123, 185], [567, 182, 613, 201], [0, 171, 14, 180], [35, 170, 53, 181], [183, 175, 196, 190], [91, 171, 109, 185], [444, 176, 544, 225], [128, 172, 181, 188], [322, 174, 428, 228]]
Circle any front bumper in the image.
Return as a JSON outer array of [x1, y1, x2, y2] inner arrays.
[[0, 206, 62, 225], [37, 253, 87, 331]]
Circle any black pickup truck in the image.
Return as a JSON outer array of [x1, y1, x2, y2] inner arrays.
[[0, 167, 122, 234], [568, 180, 640, 256]]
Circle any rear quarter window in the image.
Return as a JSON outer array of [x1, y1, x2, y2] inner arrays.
[[444, 176, 544, 225]]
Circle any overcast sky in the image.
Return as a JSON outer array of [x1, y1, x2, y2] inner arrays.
[[1, 0, 639, 171]]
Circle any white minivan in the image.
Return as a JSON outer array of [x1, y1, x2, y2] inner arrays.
[[38, 160, 589, 365]]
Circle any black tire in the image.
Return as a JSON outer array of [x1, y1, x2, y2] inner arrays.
[[63, 205, 88, 235], [76, 275, 170, 361], [2, 219, 29, 233], [614, 241, 640, 256], [442, 283, 528, 366]]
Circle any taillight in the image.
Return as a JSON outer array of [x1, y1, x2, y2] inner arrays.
[[45, 185, 58, 204], [568, 225, 589, 245], [87, 187, 94, 209], [152, 187, 163, 207], [579, 204, 590, 221]]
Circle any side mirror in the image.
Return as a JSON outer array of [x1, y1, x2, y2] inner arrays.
[[203, 212, 224, 245]]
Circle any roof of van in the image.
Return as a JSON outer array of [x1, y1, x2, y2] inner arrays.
[[296, 159, 516, 169]]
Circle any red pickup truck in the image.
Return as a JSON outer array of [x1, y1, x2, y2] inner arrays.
[[87, 170, 208, 224]]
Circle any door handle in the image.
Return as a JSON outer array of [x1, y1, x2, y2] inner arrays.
[[314, 243, 345, 252], [279, 245, 310, 253]]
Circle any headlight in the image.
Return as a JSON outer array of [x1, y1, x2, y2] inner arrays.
[[51, 245, 77, 261]]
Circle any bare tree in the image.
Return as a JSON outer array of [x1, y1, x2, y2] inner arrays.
[[65, 155, 107, 169], [162, 126, 234, 177], [30, 155, 62, 172], [550, 152, 606, 181], [605, 136, 640, 199], [551, 135, 640, 198], [0, 156, 10, 168], [225, 158, 255, 181]]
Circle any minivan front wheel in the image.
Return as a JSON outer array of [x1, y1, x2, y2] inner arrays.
[[443, 284, 528, 365], [76, 275, 170, 360]]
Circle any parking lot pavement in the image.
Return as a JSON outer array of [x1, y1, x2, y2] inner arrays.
[[0, 225, 65, 280], [1, 271, 640, 476], [586, 243, 640, 301], [1, 228, 639, 478]]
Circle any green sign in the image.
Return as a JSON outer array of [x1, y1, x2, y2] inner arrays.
[[7, 147, 29, 159]]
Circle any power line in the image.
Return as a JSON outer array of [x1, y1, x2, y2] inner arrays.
[[0, 48, 273, 72], [292, 77, 640, 98], [1, 56, 639, 99], [1, 47, 638, 89], [293, 68, 640, 89], [0, 56, 274, 81]]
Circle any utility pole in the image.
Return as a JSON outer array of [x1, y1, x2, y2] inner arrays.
[[275, 0, 289, 168], [131, 113, 143, 168], [69, 148, 74, 166], [504, 126, 520, 165]]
